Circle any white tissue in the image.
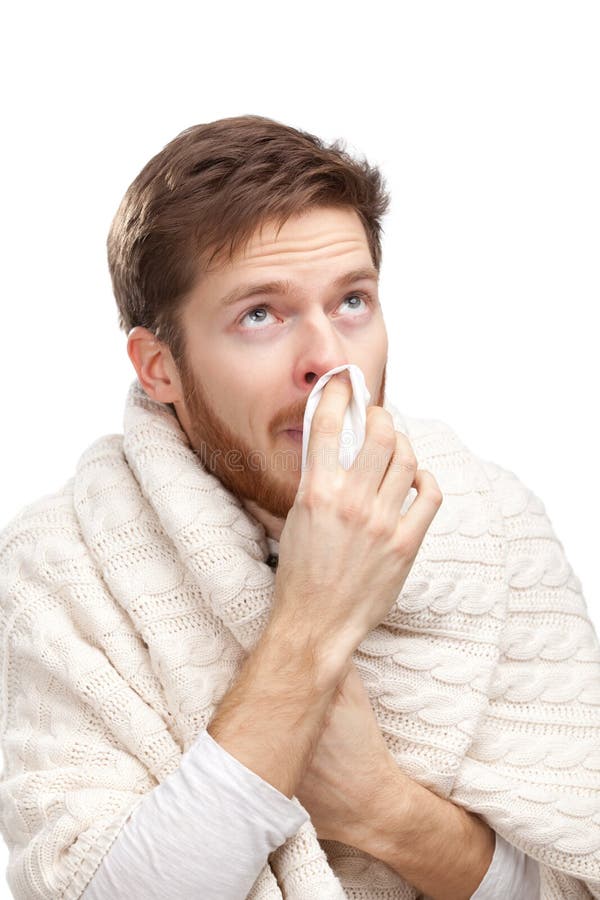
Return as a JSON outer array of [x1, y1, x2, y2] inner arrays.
[[301, 364, 371, 473]]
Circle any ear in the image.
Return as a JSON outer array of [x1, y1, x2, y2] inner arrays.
[[126, 326, 184, 404]]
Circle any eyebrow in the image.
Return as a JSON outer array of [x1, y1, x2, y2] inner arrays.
[[219, 266, 380, 308]]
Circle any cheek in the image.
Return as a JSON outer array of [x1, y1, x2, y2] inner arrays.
[[355, 330, 388, 397], [182, 327, 272, 439], [218, 360, 274, 439], [372, 317, 388, 355], [380, 326, 389, 359]]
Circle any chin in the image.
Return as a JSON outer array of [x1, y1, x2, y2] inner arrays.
[[254, 473, 299, 521]]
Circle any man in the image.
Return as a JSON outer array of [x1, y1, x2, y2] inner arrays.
[[0, 115, 598, 900]]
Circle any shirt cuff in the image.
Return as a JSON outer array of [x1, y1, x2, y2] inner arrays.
[[471, 832, 541, 899], [195, 728, 310, 833]]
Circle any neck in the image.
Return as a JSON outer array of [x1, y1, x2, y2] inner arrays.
[[241, 498, 285, 542]]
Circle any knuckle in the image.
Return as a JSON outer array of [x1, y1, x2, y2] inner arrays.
[[394, 427, 415, 447], [365, 517, 391, 541], [431, 487, 444, 506], [394, 453, 418, 474], [369, 421, 397, 449], [297, 486, 329, 510], [368, 406, 395, 429], [338, 502, 369, 526], [420, 469, 444, 505], [312, 412, 339, 436], [393, 533, 418, 558]]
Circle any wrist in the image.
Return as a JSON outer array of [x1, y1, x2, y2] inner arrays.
[[262, 611, 356, 693], [207, 618, 342, 799], [338, 754, 411, 851]]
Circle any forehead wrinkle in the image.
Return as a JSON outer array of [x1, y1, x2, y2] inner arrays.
[[241, 234, 366, 264]]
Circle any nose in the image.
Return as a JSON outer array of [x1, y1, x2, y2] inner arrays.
[[291, 312, 349, 392]]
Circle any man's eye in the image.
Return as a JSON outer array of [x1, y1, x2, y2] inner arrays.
[[239, 306, 275, 328], [238, 292, 372, 330], [341, 292, 370, 313]]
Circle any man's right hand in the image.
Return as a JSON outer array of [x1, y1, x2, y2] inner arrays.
[[207, 370, 443, 800], [271, 369, 444, 668]]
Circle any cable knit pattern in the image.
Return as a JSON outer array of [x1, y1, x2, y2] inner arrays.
[[0, 378, 599, 899]]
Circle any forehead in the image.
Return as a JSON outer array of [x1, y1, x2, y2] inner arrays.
[[179, 206, 378, 329], [209, 205, 372, 279]]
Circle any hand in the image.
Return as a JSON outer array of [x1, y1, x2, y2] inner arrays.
[[272, 370, 443, 660], [295, 663, 497, 900], [294, 661, 406, 845]]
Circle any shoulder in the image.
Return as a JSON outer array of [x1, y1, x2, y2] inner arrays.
[[0, 433, 124, 548], [387, 406, 499, 496], [0, 478, 79, 565], [0, 433, 124, 622], [0, 477, 79, 636], [392, 405, 534, 492], [385, 401, 480, 462], [387, 406, 552, 540]]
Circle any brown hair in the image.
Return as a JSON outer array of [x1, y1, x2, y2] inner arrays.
[[108, 114, 391, 368]]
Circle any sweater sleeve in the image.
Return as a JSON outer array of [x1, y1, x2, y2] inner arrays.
[[0, 492, 292, 900], [80, 729, 308, 899], [0, 505, 144, 899]]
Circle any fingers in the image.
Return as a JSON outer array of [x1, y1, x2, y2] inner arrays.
[[374, 427, 419, 518], [346, 405, 398, 495], [300, 371, 352, 485], [298, 377, 444, 553], [348, 419, 443, 541], [396, 468, 443, 549]]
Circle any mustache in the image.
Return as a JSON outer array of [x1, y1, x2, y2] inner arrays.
[[271, 384, 380, 432], [271, 400, 309, 433]]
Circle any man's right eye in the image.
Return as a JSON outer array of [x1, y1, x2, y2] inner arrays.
[[239, 306, 277, 329]]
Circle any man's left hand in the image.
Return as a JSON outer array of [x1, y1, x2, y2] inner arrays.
[[295, 661, 497, 900], [294, 661, 408, 845]]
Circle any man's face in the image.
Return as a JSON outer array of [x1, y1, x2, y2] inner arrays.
[[172, 204, 388, 522]]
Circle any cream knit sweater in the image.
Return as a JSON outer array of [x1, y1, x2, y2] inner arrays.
[[0, 379, 599, 899]]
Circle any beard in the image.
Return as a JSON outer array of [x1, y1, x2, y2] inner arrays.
[[175, 356, 387, 520]]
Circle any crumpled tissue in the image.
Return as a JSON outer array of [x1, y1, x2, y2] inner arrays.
[[301, 364, 371, 473]]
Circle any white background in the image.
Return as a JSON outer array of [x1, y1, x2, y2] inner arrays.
[[0, 0, 598, 892]]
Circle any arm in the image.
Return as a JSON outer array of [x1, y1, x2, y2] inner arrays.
[[82, 620, 348, 899], [335, 761, 540, 900], [206, 612, 351, 799], [82, 728, 309, 900], [290, 660, 541, 900], [341, 763, 496, 900]]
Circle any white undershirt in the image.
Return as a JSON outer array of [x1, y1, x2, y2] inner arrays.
[[81, 728, 540, 899]]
